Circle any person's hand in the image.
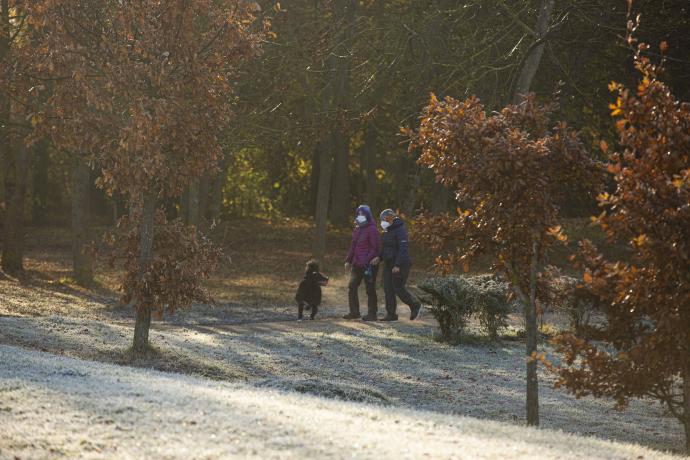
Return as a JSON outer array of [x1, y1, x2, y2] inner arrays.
[[344, 262, 351, 271], [370, 257, 380, 266], [392, 266, 400, 274]]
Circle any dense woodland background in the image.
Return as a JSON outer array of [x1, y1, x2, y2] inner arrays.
[[2, 1, 689, 235]]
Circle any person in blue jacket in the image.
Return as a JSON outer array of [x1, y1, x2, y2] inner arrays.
[[372, 209, 422, 321]]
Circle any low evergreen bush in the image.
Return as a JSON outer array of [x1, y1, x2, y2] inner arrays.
[[418, 274, 512, 344], [471, 275, 512, 340]]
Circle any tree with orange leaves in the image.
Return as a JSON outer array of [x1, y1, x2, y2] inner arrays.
[[412, 93, 599, 426], [551, 21, 690, 452], [25, 0, 267, 353]]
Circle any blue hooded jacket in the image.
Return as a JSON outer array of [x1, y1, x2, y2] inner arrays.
[[380, 217, 412, 267]]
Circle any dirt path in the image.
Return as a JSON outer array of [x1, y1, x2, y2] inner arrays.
[[0, 344, 682, 460]]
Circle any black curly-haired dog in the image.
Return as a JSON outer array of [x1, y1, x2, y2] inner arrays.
[[295, 259, 329, 320]]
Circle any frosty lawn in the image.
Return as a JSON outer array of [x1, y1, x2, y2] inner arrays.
[[0, 224, 685, 457], [0, 309, 684, 456], [0, 344, 682, 460]]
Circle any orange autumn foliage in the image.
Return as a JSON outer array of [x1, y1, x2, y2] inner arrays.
[[22, 1, 267, 346], [411, 93, 598, 290], [410, 92, 600, 426], [551, 29, 690, 451]]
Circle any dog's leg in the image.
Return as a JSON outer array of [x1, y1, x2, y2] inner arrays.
[[297, 301, 304, 320], [310, 303, 318, 320]]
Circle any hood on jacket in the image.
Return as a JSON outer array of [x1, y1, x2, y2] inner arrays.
[[355, 204, 374, 224], [387, 216, 404, 230]]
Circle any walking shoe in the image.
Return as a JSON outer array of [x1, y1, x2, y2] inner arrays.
[[410, 303, 422, 321], [361, 315, 378, 322], [380, 315, 398, 322], [342, 313, 361, 320]]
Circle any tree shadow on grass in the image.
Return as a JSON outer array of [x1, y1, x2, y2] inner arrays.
[[0, 309, 684, 454], [9, 343, 662, 460], [167, 318, 684, 454]]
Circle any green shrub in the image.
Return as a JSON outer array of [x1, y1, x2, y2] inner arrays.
[[418, 277, 475, 344], [418, 274, 512, 344], [471, 275, 512, 340]]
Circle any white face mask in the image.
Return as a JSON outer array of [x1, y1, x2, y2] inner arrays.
[[381, 221, 391, 230], [356, 215, 367, 225]]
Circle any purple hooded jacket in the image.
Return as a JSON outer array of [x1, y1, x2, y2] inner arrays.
[[345, 205, 381, 268]]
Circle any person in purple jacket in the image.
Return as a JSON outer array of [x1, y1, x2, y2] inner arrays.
[[343, 205, 381, 321]]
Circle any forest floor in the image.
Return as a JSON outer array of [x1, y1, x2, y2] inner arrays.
[[0, 218, 685, 457]]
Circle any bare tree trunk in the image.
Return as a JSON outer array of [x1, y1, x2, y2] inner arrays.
[[112, 199, 118, 225], [132, 193, 156, 354], [210, 154, 229, 222], [179, 188, 189, 223], [504, 240, 540, 428], [187, 179, 200, 227], [2, 141, 29, 274], [328, 0, 356, 227], [0, 0, 25, 274], [362, 122, 377, 210], [683, 360, 690, 455], [402, 171, 421, 216], [512, 0, 555, 104], [430, 180, 448, 214], [525, 237, 541, 426], [71, 158, 93, 286], [31, 140, 50, 224], [309, 142, 321, 214], [198, 172, 211, 226], [312, 139, 334, 263], [330, 129, 350, 225]]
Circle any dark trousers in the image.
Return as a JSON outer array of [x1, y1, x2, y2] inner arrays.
[[348, 265, 378, 317], [382, 263, 420, 317]]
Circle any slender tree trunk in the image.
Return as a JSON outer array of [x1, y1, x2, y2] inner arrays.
[[31, 140, 50, 224], [187, 179, 200, 227], [210, 154, 229, 223], [328, 0, 356, 227], [312, 139, 334, 263], [0, 0, 24, 274], [330, 129, 350, 225], [683, 359, 690, 455], [112, 199, 118, 225], [403, 171, 421, 216], [525, 238, 541, 426], [2, 142, 29, 274], [179, 188, 189, 223], [309, 142, 321, 215], [198, 173, 210, 226], [512, 0, 555, 104], [362, 123, 377, 210], [430, 180, 448, 214], [71, 157, 93, 286], [132, 193, 156, 354]]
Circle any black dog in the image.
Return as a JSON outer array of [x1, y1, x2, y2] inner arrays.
[[295, 259, 329, 320]]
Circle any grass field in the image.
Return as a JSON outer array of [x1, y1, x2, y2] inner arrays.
[[1, 217, 684, 457]]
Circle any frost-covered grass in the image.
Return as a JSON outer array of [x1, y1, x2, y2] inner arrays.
[[0, 221, 685, 457], [0, 344, 683, 460], [0, 311, 684, 454]]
